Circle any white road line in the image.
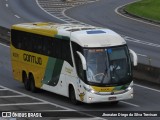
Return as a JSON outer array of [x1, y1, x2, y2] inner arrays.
[[137, 54, 148, 58], [135, 84, 160, 93], [0, 85, 74, 110], [125, 38, 160, 48], [6, 4, 8, 7], [14, 15, 21, 19], [122, 35, 160, 48], [0, 102, 47, 107], [120, 101, 140, 107], [0, 95, 26, 98], [0, 89, 9, 91], [0, 42, 10, 47], [62, 9, 88, 25], [115, 0, 160, 28], [35, 0, 69, 23]]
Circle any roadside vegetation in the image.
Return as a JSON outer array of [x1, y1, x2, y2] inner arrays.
[[125, 0, 160, 22]]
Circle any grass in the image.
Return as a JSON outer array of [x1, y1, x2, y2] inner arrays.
[[125, 0, 160, 22]]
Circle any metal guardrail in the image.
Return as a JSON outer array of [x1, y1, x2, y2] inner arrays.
[[0, 26, 10, 45], [137, 54, 152, 66]]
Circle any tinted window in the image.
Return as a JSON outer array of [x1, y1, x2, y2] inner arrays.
[[72, 42, 85, 80], [11, 30, 73, 66]]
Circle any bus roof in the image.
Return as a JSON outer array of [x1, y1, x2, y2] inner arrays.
[[12, 22, 126, 47]]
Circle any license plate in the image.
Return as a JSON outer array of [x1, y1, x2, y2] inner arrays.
[[108, 97, 117, 101]]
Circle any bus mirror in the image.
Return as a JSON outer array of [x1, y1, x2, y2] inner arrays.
[[129, 49, 138, 66], [76, 51, 87, 70]]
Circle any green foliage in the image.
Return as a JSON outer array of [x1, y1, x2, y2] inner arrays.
[[125, 0, 160, 21]]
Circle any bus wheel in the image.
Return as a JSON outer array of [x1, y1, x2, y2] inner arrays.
[[29, 74, 37, 93], [23, 73, 30, 91], [69, 86, 78, 105]]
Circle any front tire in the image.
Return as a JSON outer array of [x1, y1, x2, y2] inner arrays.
[[69, 86, 78, 105]]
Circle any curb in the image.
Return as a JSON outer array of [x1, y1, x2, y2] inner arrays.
[[120, 6, 160, 26], [115, 1, 160, 28]]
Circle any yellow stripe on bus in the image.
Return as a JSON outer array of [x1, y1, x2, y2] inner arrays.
[[91, 86, 115, 92]]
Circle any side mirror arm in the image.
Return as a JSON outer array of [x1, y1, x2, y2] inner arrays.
[[129, 49, 138, 66], [76, 51, 87, 70]]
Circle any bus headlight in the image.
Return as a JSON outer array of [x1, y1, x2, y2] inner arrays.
[[83, 86, 97, 94], [127, 86, 132, 91], [130, 81, 133, 88], [125, 81, 133, 91], [90, 89, 97, 94]]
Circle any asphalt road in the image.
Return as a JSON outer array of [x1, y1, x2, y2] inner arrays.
[[0, 0, 160, 120], [0, 0, 64, 28], [65, 0, 160, 67]]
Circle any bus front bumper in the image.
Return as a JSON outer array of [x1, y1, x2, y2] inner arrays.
[[84, 88, 133, 103]]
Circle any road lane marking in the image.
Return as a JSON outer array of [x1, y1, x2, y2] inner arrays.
[[135, 84, 160, 93], [0, 95, 26, 98], [124, 37, 160, 48], [62, 9, 87, 25], [6, 4, 8, 7], [0, 89, 9, 91], [14, 15, 21, 19], [0, 42, 10, 47], [0, 85, 73, 110], [115, 1, 160, 28], [0, 102, 47, 107], [35, 0, 69, 23], [137, 54, 148, 58], [120, 101, 140, 107]]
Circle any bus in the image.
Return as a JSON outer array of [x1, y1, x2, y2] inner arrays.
[[10, 22, 138, 104]]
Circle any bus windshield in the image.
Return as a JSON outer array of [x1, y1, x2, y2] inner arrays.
[[84, 46, 132, 86]]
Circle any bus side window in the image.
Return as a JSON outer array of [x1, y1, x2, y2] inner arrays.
[[76, 55, 84, 79], [44, 38, 52, 56], [40, 36, 43, 54], [50, 37, 73, 67], [72, 42, 84, 80], [11, 30, 22, 49], [50, 39, 54, 56], [61, 40, 73, 66]]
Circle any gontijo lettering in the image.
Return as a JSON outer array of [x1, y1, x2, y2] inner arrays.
[[23, 53, 42, 65]]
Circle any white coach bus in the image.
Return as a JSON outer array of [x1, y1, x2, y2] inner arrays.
[[11, 22, 137, 104]]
